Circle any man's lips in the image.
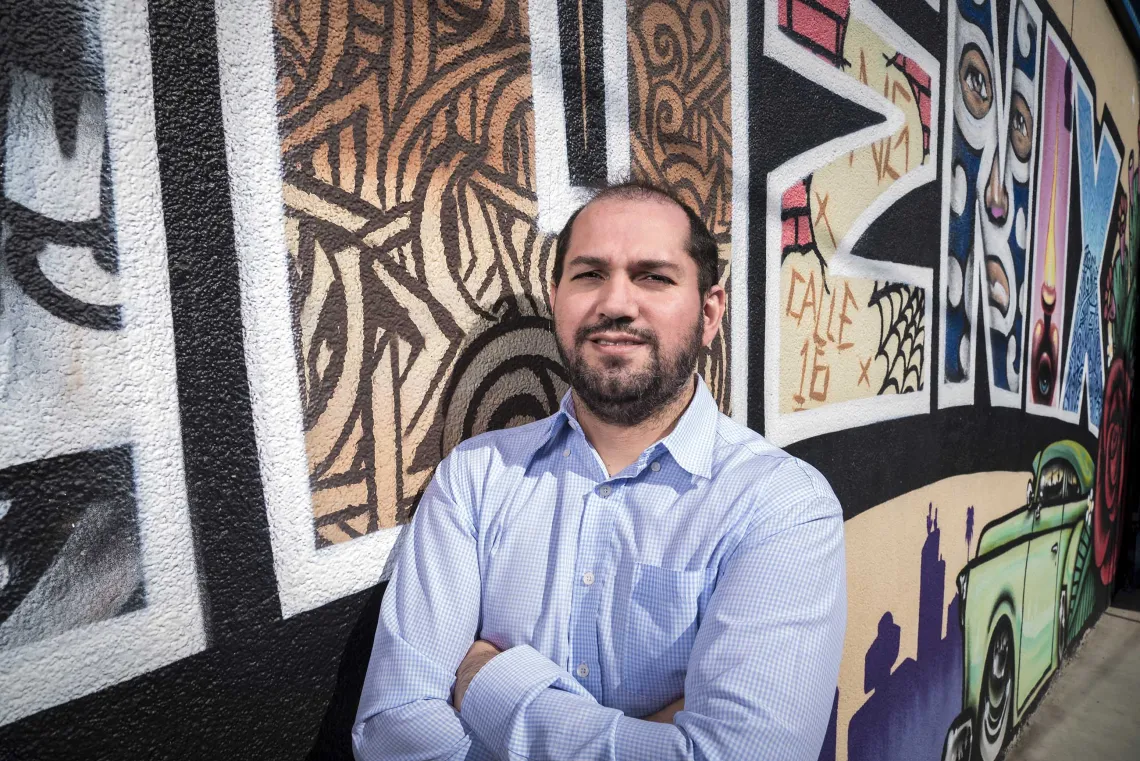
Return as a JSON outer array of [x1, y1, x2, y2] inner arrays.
[[584, 332, 649, 353]]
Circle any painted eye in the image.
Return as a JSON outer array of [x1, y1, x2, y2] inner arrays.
[[968, 72, 988, 98], [958, 45, 994, 120], [1009, 92, 1034, 162]]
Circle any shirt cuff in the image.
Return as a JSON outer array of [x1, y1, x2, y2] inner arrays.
[[460, 644, 589, 754]]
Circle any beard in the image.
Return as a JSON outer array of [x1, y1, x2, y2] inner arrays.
[[555, 315, 703, 427]]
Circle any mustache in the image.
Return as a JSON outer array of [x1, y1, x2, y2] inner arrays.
[[574, 318, 658, 346]]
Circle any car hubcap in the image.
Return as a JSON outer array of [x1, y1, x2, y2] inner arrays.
[[980, 628, 1011, 760]]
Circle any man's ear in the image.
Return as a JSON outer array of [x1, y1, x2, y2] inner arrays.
[[549, 279, 558, 312], [701, 283, 727, 348]]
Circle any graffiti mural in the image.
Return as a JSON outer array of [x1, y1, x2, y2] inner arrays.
[[838, 463, 1105, 761], [942, 441, 1097, 761], [838, 473, 1031, 761], [218, 0, 1140, 756], [0, 0, 1136, 755], [273, 0, 561, 541], [628, 0, 734, 402], [0, 0, 204, 726], [1092, 131, 1137, 587], [848, 505, 961, 761], [764, 0, 937, 445], [1057, 73, 1121, 428], [939, 0, 1043, 408], [1025, 30, 1074, 414], [933, 4, 1135, 759], [218, 0, 742, 616]]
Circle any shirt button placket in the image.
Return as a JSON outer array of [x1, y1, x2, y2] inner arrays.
[[577, 480, 616, 700]]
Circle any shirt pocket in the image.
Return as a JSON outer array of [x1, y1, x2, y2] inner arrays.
[[622, 563, 711, 709]]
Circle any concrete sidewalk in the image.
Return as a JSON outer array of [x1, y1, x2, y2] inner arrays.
[[1005, 591, 1140, 761]]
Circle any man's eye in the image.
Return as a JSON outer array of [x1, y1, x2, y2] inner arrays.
[[572, 271, 602, 280], [642, 274, 674, 284]]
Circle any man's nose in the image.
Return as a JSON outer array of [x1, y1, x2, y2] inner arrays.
[[596, 275, 639, 321], [984, 155, 1009, 222]]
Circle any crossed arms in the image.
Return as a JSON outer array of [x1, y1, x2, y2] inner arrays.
[[351, 464, 846, 761], [451, 640, 684, 722]]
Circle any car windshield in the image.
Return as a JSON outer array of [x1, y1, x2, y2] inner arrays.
[[1036, 459, 1079, 504]]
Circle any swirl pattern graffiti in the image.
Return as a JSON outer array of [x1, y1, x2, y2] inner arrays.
[[275, 0, 562, 544]]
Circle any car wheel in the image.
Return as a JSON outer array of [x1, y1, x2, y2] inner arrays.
[[977, 623, 1014, 761]]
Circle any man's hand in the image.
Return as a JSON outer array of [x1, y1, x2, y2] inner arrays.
[[453, 640, 503, 712], [644, 697, 684, 723]]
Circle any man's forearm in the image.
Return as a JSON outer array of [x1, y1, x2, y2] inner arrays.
[[454, 640, 503, 712], [644, 697, 685, 724]]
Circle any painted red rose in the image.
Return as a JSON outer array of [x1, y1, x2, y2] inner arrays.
[[1094, 358, 1131, 586]]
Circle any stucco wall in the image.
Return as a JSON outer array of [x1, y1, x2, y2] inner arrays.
[[0, 0, 1136, 759]]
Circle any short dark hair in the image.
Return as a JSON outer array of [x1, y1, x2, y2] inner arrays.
[[552, 180, 720, 294]]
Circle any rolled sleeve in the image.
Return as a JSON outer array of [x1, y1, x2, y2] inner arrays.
[[461, 644, 594, 754]]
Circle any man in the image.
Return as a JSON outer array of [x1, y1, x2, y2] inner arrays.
[[352, 182, 846, 761]]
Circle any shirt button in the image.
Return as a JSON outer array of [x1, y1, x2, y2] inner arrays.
[[563, 448, 571, 457], [650, 461, 661, 472], [576, 663, 590, 678], [582, 571, 595, 586], [599, 485, 612, 497]]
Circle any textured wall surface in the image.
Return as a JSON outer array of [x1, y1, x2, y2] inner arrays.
[[0, 0, 206, 728], [0, 0, 1137, 759]]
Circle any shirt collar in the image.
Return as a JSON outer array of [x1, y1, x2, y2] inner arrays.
[[538, 375, 719, 479], [658, 375, 718, 479], [529, 393, 575, 455]]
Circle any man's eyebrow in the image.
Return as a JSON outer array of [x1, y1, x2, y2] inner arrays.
[[632, 258, 682, 272], [565, 254, 610, 270], [565, 256, 683, 272]]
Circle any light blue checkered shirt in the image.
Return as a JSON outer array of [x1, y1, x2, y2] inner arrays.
[[353, 377, 846, 760]]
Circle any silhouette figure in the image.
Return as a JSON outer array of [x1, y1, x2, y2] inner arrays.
[[847, 506, 963, 761]]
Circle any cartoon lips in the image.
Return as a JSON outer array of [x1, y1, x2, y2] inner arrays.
[[986, 256, 1011, 315]]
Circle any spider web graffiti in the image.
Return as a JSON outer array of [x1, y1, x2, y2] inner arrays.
[[870, 281, 925, 394]]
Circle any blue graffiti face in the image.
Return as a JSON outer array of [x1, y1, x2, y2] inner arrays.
[[946, 0, 1038, 393]]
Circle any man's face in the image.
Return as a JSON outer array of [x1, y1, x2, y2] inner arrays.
[[550, 196, 723, 426]]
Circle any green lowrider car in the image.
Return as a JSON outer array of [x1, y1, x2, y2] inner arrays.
[[942, 441, 1095, 761]]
